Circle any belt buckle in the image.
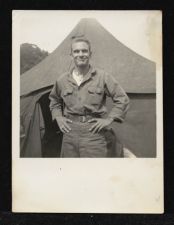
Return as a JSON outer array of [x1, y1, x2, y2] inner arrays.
[[80, 116, 86, 123]]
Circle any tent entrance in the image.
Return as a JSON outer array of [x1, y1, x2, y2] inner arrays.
[[39, 92, 63, 157]]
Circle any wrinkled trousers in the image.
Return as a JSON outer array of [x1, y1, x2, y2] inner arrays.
[[61, 122, 107, 158]]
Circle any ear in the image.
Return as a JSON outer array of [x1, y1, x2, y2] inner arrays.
[[70, 51, 73, 58], [70, 47, 73, 57]]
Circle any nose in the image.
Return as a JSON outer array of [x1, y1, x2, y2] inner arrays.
[[79, 50, 83, 56]]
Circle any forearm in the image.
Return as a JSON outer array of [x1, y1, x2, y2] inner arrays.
[[108, 94, 130, 122], [51, 107, 63, 121], [49, 82, 63, 120], [108, 106, 129, 123], [104, 73, 130, 122]]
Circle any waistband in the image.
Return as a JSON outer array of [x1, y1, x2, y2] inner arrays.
[[65, 114, 101, 123]]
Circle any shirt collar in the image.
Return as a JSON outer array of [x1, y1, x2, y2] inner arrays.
[[67, 65, 96, 85]]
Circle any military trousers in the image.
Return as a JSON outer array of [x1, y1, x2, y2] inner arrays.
[[61, 121, 107, 158]]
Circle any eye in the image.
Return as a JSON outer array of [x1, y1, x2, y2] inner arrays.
[[73, 50, 79, 53], [82, 50, 88, 53]]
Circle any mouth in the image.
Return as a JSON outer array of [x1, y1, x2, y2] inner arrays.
[[76, 59, 87, 64], [78, 58, 86, 61]]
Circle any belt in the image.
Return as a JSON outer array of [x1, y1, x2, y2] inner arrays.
[[65, 114, 100, 123]]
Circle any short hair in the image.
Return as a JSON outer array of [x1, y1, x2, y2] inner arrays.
[[71, 36, 91, 53]]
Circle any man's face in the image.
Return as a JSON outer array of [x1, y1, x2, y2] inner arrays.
[[71, 41, 91, 68]]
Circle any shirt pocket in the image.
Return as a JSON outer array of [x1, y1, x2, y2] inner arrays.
[[87, 86, 103, 105], [62, 88, 74, 106]]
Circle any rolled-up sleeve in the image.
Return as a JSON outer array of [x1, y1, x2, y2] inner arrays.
[[49, 81, 63, 120], [104, 73, 130, 122]]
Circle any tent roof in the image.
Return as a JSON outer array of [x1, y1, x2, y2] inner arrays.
[[21, 18, 156, 96]]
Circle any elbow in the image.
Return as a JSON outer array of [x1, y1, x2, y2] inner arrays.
[[126, 94, 130, 104], [125, 95, 130, 109]]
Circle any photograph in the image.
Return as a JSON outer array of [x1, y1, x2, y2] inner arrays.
[[12, 10, 163, 213], [19, 11, 158, 158]]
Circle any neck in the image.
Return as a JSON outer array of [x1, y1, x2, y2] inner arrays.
[[74, 65, 90, 75]]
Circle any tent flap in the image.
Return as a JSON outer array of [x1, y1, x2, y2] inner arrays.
[[20, 97, 45, 157]]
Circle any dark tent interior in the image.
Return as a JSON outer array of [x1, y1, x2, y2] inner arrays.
[[39, 92, 63, 157]]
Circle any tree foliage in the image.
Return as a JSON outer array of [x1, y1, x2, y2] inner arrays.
[[20, 43, 49, 75]]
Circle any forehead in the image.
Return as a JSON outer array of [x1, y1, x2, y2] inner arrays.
[[71, 41, 90, 50]]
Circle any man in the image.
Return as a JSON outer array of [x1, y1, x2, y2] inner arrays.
[[49, 37, 129, 157]]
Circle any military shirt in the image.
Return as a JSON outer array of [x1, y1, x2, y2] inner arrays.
[[49, 66, 129, 122]]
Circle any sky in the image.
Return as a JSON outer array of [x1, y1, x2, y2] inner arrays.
[[13, 10, 162, 63]]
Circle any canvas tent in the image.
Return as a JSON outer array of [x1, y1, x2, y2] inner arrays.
[[20, 18, 156, 158]]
